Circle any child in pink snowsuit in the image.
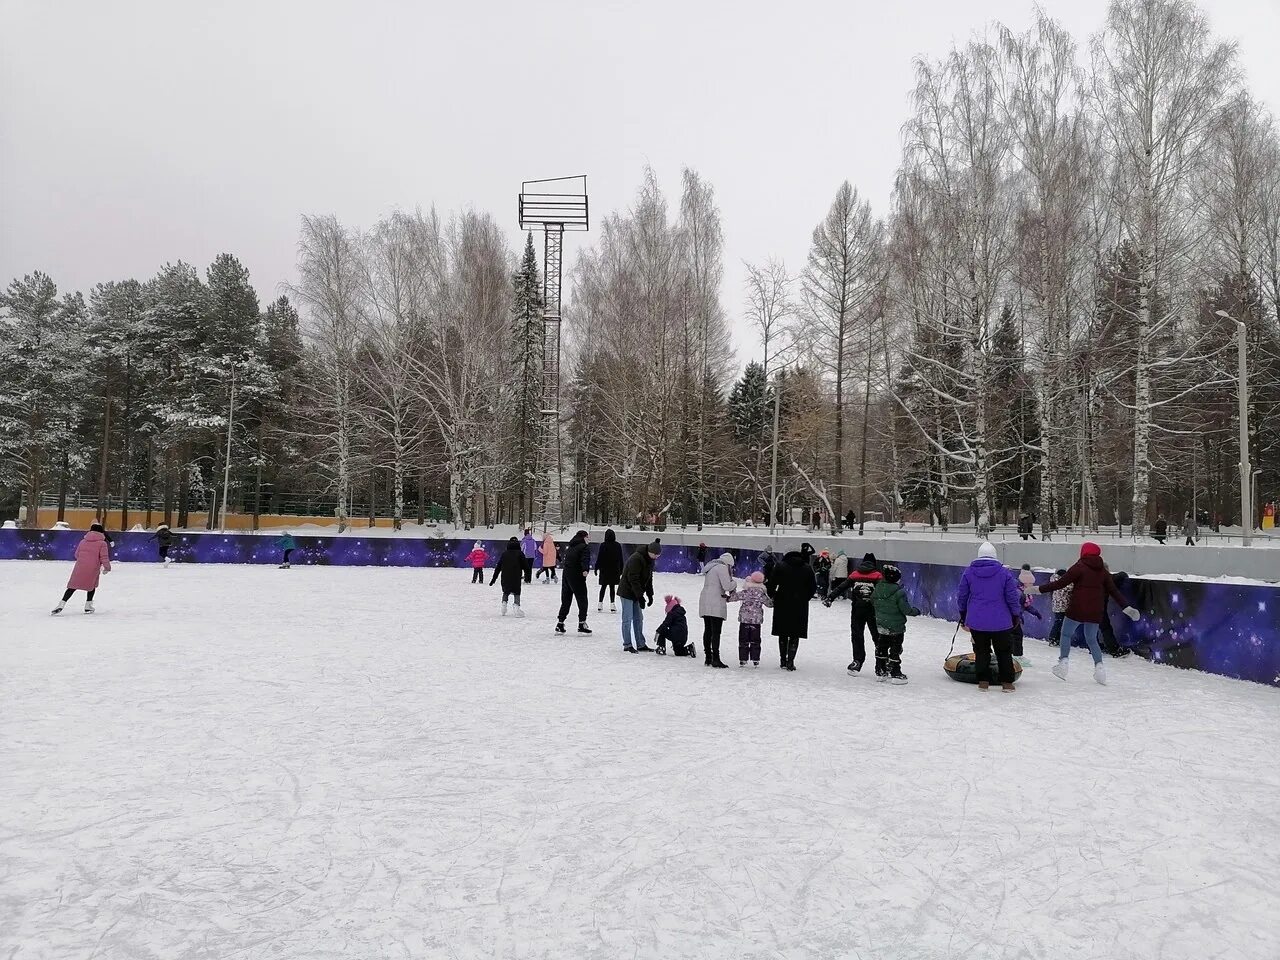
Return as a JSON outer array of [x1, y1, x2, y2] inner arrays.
[[727, 571, 773, 667], [53, 524, 112, 615], [467, 542, 487, 584]]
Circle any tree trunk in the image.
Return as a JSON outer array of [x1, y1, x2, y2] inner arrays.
[[96, 391, 113, 521]]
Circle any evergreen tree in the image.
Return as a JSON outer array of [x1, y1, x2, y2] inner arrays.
[[510, 232, 543, 523]]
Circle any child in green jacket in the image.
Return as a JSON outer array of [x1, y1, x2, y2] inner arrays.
[[869, 563, 921, 684]]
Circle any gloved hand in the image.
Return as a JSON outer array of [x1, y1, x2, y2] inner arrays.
[[646, 596, 654, 608], [822, 599, 833, 608], [1122, 606, 1141, 622]]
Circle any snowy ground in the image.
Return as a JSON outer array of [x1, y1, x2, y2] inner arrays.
[[1, 562, 1277, 960]]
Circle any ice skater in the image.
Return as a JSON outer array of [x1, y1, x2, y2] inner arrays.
[[149, 523, 173, 565], [655, 595, 695, 656], [869, 563, 919, 683], [490, 536, 526, 616], [698, 551, 735, 668], [537, 533, 558, 582], [618, 539, 661, 652], [467, 541, 487, 584], [1036, 542, 1140, 685], [766, 543, 817, 671], [52, 523, 112, 615], [594, 528, 623, 611], [957, 542, 1022, 691], [520, 528, 537, 583], [1047, 568, 1070, 647], [555, 529, 592, 634], [277, 531, 296, 568], [823, 553, 882, 675], [726, 571, 772, 667]]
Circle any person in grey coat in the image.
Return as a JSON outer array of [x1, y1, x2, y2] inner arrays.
[[698, 552, 735, 668], [1182, 513, 1198, 546]]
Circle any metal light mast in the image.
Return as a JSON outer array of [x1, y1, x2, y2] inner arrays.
[[518, 176, 588, 532]]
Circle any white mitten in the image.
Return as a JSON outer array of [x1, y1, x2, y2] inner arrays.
[[1122, 606, 1140, 622]]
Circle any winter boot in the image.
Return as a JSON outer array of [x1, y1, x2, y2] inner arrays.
[[555, 621, 566, 635], [1001, 682, 1016, 692], [704, 641, 714, 666], [889, 672, 909, 685], [622, 644, 636, 653], [51, 602, 65, 616], [1094, 662, 1107, 685], [577, 622, 592, 635], [785, 638, 799, 671], [978, 680, 990, 690], [84, 602, 94, 614], [634, 642, 652, 652], [1052, 659, 1069, 681], [711, 638, 728, 668]]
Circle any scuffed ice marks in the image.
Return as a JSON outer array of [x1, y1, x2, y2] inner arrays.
[[0, 562, 1277, 959]]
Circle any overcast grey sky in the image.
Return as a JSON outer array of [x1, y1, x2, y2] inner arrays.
[[2, 0, 1278, 358]]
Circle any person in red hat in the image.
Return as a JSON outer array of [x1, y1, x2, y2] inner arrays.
[[1037, 542, 1140, 685]]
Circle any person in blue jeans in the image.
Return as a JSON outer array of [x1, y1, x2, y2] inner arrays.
[[1038, 541, 1140, 685], [617, 539, 662, 652]]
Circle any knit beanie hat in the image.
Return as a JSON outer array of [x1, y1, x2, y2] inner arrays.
[[882, 563, 901, 584], [507, 536, 519, 547], [664, 594, 680, 613], [474, 541, 482, 549], [648, 539, 662, 556], [748, 571, 765, 584], [1081, 541, 1101, 558], [977, 541, 998, 559]]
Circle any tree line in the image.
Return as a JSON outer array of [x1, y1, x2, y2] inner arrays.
[[2, 0, 1278, 535]]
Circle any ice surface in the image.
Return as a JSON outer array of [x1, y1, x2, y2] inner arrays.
[[1, 561, 1277, 959]]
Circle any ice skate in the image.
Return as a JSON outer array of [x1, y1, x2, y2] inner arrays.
[[51, 602, 64, 615], [501, 601, 508, 616], [889, 672, 909, 685], [597, 602, 602, 612], [610, 603, 617, 613], [1015, 656, 1031, 668], [1052, 660, 1069, 681], [84, 602, 94, 614], [876, 671, 889, 682], [577, 623, 592, 635], [847, 660, 862, 676], [739, 660, 746, 667], [554, 622, 566, 635], [513, 607, 526, 618], [1094, 663, 1107, 685]]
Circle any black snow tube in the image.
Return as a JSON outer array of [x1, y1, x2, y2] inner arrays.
[[944, 653, 1025, 684]]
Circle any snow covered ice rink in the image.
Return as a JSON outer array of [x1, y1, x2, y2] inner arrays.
[[2, 561, 1278, 960]]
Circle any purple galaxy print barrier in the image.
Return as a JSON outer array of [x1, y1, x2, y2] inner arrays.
[[2, 530, 1276, 687]]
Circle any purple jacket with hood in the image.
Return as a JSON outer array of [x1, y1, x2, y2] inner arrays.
[[957, 557, 1022, 632]]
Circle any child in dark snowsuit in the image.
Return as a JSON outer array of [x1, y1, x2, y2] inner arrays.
[[726, 571, 773, 666], [869, 564, 919, 683], [823, 553, 882, 675], [490, 537, 526, 617], [655, 595, 695, 657]]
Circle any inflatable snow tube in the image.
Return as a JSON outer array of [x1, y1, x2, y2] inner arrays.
[[944, 653, 1024, 684]]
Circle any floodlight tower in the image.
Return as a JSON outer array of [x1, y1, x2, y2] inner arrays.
[[518, 175, 588, 532]]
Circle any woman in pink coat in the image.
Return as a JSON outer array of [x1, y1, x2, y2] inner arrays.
[[52, 523, 112, 615], [537, 533, 558, 583]]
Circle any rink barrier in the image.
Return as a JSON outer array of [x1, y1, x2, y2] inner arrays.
[[2, 529, 1276, 688]]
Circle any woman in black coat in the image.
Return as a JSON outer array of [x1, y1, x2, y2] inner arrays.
[[766, 543, 817, 671], [594, 528, 624, 611]]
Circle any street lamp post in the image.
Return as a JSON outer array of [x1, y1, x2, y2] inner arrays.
[[1216, 310, 1252, 546], [220, 365, 237, 533], [768, 373, 782, 537]]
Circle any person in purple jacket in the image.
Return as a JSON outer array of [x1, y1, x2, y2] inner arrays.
[[519, 528, 537, 584], [957, 541, 1023, 690]]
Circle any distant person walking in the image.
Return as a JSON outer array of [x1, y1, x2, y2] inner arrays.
[[537, 533, 558, 582], [1182, 513, 1198, 546], [555, 530, 592, 635], [149, 523, 173, 565], [52, 523, 112, 615], [1152, 515, 1168, 545]]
